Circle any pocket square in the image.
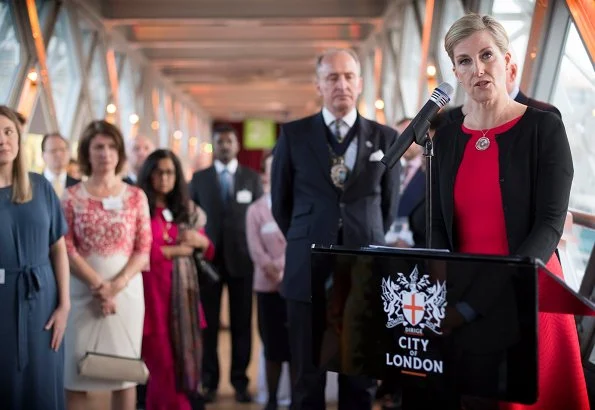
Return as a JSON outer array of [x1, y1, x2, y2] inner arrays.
[[369, 150, 384, 162]]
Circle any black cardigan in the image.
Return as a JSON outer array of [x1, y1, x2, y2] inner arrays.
[[431, 106, 573, 263]]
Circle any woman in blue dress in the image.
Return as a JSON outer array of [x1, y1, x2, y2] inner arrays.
[[0, 106, 71, 410]]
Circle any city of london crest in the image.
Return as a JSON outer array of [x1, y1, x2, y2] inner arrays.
[[381, 265, 447, 334]]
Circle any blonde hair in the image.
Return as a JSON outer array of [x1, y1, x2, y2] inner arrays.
[[444, 13, 509, 65], [0, 106, 32, 204]]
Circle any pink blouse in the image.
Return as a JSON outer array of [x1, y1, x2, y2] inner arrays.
[[246, 195, 286, 292], [62, 183, 152, 259]]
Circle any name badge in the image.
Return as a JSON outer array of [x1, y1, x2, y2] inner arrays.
[[102, 196, 123, 211], [0, 269, 5, 285], [162, 208, 174, 222], [236, 189, 253, 204]]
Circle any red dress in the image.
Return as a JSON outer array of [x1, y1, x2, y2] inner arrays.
[[454, 118, 589, 410], [142, 207, 214, 410]]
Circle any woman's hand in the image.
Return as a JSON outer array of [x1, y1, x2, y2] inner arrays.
[[161, 245, 194, 259], [161, 246, 174, 260], [93, 279, 126, 301], [100, 298, 117, 316], [179, 230, 209, 250], [45, 303, 70, 351], [263, 263, 282, 284]]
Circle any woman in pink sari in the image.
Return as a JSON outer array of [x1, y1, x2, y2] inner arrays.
[[138, 149, 213, 410]]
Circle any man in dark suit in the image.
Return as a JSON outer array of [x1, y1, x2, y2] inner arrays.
[[506, 60, 561, 117], [189, 125, 263, 403], [271, 48, 400, 410], [41, 133, 79, 195]]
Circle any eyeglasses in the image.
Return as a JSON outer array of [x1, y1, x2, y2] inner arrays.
[[153, 169, 176, 177], [44, 148, 68, 155]]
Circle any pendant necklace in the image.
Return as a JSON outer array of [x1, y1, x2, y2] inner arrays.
[[475, 129, 491, 151], [162, 221, 173, 243], [474, 98, 510, 151]]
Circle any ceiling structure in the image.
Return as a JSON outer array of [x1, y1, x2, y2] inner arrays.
[[101, 0, 390, 122]]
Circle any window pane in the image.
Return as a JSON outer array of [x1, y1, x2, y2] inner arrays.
[[72, 105, 92, 147], [438, 0, 464, 101], [551, 23, 595, 214], [399, 4, 422, 117], [46, 10, 82, 134], [0, 4, 22, 103], [77, 17, 96, 67], [491, 0, 535, 78], [118, 58, 137, 138], [563, 225, 595, 291], [416, 0, 426, 25], [35, 0, 45, 13], [24, 93, 51, 173], [88, 46, 108, 119]]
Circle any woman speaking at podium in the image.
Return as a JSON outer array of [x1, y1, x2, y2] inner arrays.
[[431, 13, 588, 410]]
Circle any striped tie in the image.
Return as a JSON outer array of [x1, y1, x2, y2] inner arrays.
[[333, 119, 345, 143]]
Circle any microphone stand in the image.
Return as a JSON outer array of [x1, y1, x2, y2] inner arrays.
[[411, 119, 433, 249]]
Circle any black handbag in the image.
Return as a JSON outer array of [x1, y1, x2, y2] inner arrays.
[[193, 251, 220, 284]]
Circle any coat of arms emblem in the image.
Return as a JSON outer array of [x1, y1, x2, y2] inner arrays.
[[381, 265, 447, 334]]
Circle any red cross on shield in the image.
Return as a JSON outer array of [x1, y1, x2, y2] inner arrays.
[[402, 291, 425, 326]]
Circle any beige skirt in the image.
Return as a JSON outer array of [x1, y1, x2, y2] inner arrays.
[[64, 254, 145, 391]]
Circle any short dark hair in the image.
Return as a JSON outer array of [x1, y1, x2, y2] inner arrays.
[[78, 120, 127, 176], [213, 124, 236, 139], [41, 132, 68, 152]]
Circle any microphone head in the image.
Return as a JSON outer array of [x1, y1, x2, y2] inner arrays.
[[430, 82, 454, 107], [437, 82, 454, 97]]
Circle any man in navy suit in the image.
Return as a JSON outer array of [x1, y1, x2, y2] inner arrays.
[[271, 48, 400, 410], [189, 125, 263, 403]]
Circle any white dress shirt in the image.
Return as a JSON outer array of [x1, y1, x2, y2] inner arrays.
[[322, 107, 358, 171], [44, 169, 67, 197], [214, 158, 238, 175], [214, 158, 238, 194]]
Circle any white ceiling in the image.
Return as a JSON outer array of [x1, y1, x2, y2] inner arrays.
[[101, 0, 389, 121]]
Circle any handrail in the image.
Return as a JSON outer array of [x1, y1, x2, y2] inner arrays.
[[569, 208, 595, 230]]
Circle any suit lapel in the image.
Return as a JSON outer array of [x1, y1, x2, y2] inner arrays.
[[233, 166, 243, 197], [207, 166, 224, 206], [343, 115, 371, 191], [514, 90, 529, 105], [307, 113, 334, 187]]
